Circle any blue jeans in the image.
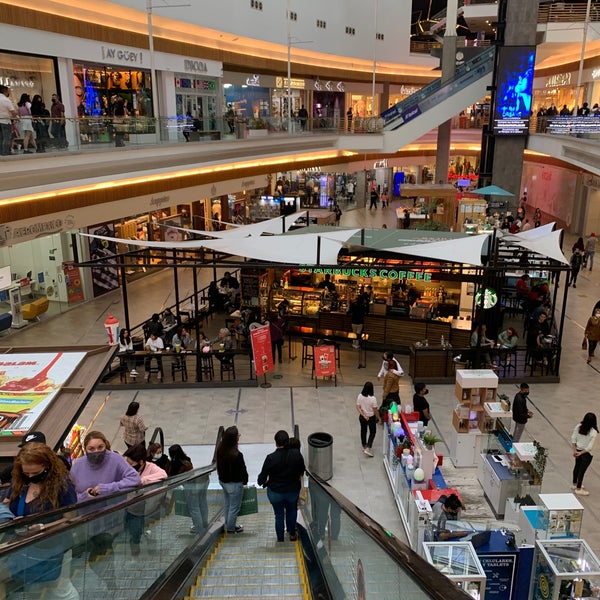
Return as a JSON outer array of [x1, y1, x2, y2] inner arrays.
[[220, 481, 244, 532], [267, 488, 299, 542], [185, 475, 209, 533]]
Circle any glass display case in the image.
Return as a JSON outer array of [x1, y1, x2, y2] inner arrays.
[[519, 494, 584, 545], [532, 539, 600, 600], [423, 542, 487, 600], [268, 287, 324, 317]]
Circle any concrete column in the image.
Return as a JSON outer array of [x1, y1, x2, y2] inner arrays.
[[381, 82, 390, 114]]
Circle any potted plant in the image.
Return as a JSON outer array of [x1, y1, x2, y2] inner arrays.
[[422, 431, 442, 450], [248, 118, 269, 137]]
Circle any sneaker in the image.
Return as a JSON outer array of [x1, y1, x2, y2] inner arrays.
[[235, 524, 244, 533], [364, 448, 374, 457], [289, 533, 298, 541], [131, 369, 138, 376], [571, 485, 577, 490], [575, 488, 590, 496], [190, 525, 196, 533]]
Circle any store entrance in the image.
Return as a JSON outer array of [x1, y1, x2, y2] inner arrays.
[[175, 94, 217, 134]]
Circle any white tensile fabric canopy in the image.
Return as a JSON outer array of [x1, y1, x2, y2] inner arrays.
[[80, 213, 569, 266]]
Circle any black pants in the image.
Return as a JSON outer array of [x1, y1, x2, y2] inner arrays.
[[359, 415, 377, 448], [271, 339, 283, 363], [589, 339, 598, 358], [573, 452, 593, 488]]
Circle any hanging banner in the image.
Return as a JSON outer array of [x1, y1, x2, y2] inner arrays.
[[250, 324, 274, 377], [62, 262, 85, 304], [314, 345, 336, 378]]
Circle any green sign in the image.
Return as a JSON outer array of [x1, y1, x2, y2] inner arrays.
[[475, 287, 498, 309]]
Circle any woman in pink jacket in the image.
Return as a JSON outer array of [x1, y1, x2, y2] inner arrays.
[[123, 444, 167, 555]]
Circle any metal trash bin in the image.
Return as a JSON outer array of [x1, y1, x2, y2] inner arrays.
[[308, 432, 333, 481]]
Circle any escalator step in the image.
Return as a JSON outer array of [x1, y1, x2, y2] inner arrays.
[[191, 583, 305, 597]]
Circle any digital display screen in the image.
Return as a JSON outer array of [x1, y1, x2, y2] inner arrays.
[[493, 46, 536, 135]]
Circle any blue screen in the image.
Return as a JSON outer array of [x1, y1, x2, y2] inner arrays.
[[493, 46, 536, 135]]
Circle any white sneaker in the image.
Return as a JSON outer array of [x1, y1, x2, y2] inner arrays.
[[364, 448, 374, 457], [575, 488, 590, 496], [131, 370, 138, 376]]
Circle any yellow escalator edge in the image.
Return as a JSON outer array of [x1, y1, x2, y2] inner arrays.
[[189, 534, 225, 592], [294, 537, 312, 600]]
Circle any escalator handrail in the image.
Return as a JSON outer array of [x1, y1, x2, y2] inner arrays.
[[148, 426, 165, 450], [0, 426, 226, 555], [304, 471, 474, 600], [382, 45, 495, 127], [0, 463, 216, 556]]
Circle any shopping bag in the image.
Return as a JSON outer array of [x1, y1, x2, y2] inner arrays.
[[172, 487, 189, 516], [238, 486, 258, 516], [582, 337, 588, 350]]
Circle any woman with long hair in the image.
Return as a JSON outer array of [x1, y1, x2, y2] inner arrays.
[[119, 328, 137, 377], [356, 381, 380, 457], [216, 426, 248, 534], [7, 443, 78, 597], [120, 401, 147, 448], [571, 412, 598, 495], [17, 92, 37, 153]]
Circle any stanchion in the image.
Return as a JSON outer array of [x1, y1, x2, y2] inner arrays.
[[260, 373, 272, 388], [358, 333, 369, 369]]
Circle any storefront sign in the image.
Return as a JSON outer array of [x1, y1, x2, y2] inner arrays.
[[246, 74, 261, 87], [374, 159, 388, 169], [475, 287, 498, 309], [313, 80, 345, 92], [314, 345, 336, 378], [250, 324, 273, 376], [399, 85, 420, 95], [299, 267, 433, 281], [10, 216, 75, 241], [0, 75, 36, 88], [183, 59, 208, 73], [593, 68, 600, 80], [545, 72, 571, 87], [101, 46, 143, 64], [275, 77, 305, 89]]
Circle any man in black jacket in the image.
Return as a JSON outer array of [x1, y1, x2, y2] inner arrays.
[[512, 383, 533, 442], [257, 430, 305, 542]]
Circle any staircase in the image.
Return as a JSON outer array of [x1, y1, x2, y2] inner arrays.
[[186, 491, 309, 599]]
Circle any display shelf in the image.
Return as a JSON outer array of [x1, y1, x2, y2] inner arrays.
[[423, 542, 487, 600], [453, 370, 498, 434]]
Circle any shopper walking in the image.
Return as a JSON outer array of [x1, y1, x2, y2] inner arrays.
[[512, 383, 533, 442], [569, 249, 584, 288], [120, 401, 148, 449], [356, 381, 380, 457], [584, 307, 600, 364], [571, 412, 598, 496], [216, 425, 248, 534], [585, 233, 597, 271], [258, 430, 305, 542]]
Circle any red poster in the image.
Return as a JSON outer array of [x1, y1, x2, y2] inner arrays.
[[314, 345, 336, 378], [62, 262, 85, 304], [250, 324, 274, 377]]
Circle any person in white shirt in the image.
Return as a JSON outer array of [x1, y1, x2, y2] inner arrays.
[[377, 351, 404, 379], [356, 381, 380, 457], [0, 85, 17, 156], [571, 412, 598, 496], [144, 332, 164, 381]]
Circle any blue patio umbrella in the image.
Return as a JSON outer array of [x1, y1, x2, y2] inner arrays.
[[471, 185, 514, 197]]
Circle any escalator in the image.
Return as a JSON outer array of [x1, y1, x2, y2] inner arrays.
[[380, 46, 495, 153], [0, 452, 473, 600]]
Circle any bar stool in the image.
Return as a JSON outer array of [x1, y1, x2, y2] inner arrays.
[[200, 353, 215, 381], [145, 355, 164, 382], [301, 338, 316, 368], [497, 349, 517, 377], [171, 354, 188, 381], [219, 353, 236, 381]]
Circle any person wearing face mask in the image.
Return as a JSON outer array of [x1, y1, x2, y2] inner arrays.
[[512, 383, 533, 442], [5, 443, 78, 597], [584, 308, 600, 364], [413, 382, 431, 426], [148, 441, 171, 475], [122, 444, 167, 555], [70, 430, 140, 503]]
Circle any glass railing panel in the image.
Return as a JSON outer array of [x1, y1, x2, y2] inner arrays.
[[304, 476, 470, 600], [0, 468, 220, 599]]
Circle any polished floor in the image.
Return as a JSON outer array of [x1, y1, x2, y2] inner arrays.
[[3, 203, 600, 556]]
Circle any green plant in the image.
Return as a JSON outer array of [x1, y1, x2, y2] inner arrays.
[[423, 431, 442, 448], [533, 439, 548, 483], [413, 220, 451, 231], [249, 118, 267, 129]]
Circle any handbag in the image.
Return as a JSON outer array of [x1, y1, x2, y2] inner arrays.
[[238, 486, 258, 516], [582, 337, 588, 350]]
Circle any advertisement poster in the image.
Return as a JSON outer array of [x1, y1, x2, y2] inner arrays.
[[62, 262, 85, 304], [0, 352, 86, 435], [314, 345, 336, 378], [88, 223, 119, 297], [250, 324, 273, 377], [479, 553, 517, 600]]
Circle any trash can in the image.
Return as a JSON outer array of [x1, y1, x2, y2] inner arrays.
[[308, 432, 333, 481]]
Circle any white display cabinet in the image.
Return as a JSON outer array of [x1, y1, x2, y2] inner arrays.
[[423, 542, 487, 600], [532, 539, 600, 600]]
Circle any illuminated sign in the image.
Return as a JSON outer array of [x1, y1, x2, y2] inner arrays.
[[546, 72, 572, 87], [299, 267, 433, 281], [246, 74, 261, 86], [275, 77, 305, 89], [101, 46, 143, 64], [314, 80, 345, 92]]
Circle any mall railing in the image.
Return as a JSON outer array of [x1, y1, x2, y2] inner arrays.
[[0, 427, 224, 600], [302, 471, 473, 600], [382, 45, 495, 129]]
